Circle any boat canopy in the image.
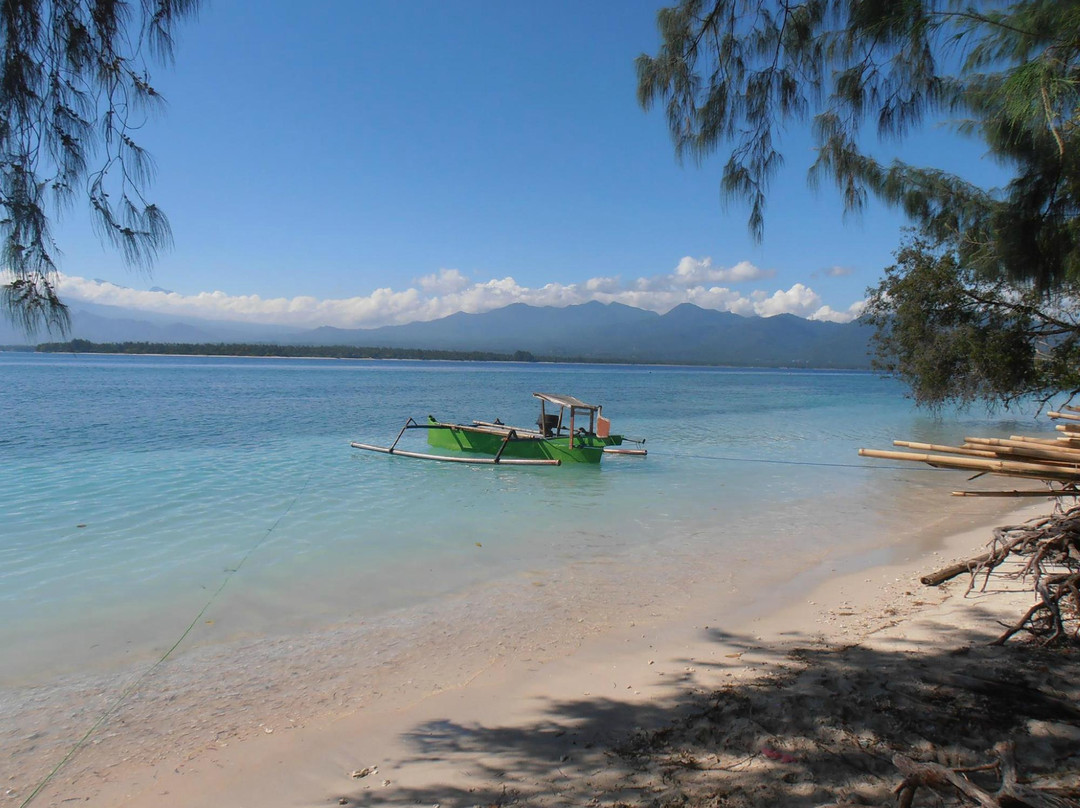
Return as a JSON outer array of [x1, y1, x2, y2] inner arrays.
[[533, 392, 598, 412], [533, 392, 605, 439]]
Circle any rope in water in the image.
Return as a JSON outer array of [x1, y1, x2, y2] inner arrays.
[[646, 450, 947, 471], [19, 471, 315, 808]]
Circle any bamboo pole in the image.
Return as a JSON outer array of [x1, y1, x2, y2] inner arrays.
[[350, 442, 561, 465], [893, 440, 997, 458], [1048, 410, 1080, 422], [858, 448, 1080, 481], [984, 447, 1080, 466], [1055, 423, 1080, 433], [978, 436, 1080, 450], [603, 447, 648, 456], [962, 437, 1080, 462]]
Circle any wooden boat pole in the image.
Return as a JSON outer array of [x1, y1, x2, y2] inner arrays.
[[492, 429, 519, 463], [351, 443, 561, 465], [388, 417, 419, 452]]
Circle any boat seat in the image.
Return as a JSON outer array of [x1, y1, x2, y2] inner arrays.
[[537, 413, 559, 437]]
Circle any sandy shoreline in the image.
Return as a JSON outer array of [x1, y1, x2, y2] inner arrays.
[[6, 492, 1066, 808]]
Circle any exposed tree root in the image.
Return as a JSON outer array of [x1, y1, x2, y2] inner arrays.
[[893, 742, 1078, 808], [923, 508, 1080, 646]]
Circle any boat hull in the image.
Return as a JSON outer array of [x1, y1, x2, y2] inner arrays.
[[426, 419, 617, 464]]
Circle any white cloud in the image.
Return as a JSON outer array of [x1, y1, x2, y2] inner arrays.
[[417, 268, 469, 294], [672, 256, 775, 286], [823, 265, 855, 278], [52, 255, 861, 328], [585, 275, 621, 293], [810, 299, 867, 324], [752, 283, 822, 318]]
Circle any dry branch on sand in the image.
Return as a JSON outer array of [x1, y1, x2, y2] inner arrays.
[[921, 509, 1080, 646], [889, 741, 1078, 808]]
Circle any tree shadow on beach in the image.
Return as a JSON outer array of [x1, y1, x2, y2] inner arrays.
[[335, 604, 1080, 808]]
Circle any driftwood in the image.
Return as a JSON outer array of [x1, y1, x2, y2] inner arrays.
[[893, 742, 1079, 808], [919, 508, 1080, 645]]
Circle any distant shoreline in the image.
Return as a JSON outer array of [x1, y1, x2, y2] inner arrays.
[[5, 340, 873, 371]]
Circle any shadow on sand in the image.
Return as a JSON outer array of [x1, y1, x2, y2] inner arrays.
[[336, 605, 1079, 807]]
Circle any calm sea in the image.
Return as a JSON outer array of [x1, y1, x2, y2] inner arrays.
[[0, 353, 1045, 685]]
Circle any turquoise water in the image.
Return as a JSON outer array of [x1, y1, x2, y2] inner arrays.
[[0, 353, 1046, 683]]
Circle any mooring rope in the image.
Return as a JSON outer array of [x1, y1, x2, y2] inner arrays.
[[19, 470, 315, 808], [647, 449, 947, 472]]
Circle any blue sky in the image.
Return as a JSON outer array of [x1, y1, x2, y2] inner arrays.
[[48, 1, 1007, 329]]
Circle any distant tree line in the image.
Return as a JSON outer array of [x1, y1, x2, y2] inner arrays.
[[19, 339, 872, 369], [33, 340, 543, 362]]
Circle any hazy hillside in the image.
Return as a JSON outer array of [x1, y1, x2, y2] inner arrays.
[[3, 300, 873, 368], [291, 302, 873, 368]]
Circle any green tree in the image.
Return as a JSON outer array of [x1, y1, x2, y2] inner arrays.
[[865, 231, 1080, 408], [637, 0, 1080, 405], [1, 0, 199, 334]]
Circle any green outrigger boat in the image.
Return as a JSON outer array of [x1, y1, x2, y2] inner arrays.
[[351, 392, 646, 465]]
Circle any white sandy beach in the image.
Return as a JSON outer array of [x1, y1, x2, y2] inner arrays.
[[6, 492, 1069, 808]]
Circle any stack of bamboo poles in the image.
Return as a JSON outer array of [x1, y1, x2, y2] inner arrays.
[[859, 405, 1080, 497], [863, 408, 1080, 648]]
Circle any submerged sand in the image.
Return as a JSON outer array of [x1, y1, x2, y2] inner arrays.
[[5, 496, 1077, 807]]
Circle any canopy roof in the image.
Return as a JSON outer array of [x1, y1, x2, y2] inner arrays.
[[533, 392, 598, 411]]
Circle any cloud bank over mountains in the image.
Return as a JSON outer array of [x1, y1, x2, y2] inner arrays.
[[52, 256, 866, 329]]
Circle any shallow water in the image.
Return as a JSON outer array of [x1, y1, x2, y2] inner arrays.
[[0, 353, 1048, 684]]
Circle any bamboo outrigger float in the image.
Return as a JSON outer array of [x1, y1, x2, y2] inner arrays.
[[351, 392, 646, 466]]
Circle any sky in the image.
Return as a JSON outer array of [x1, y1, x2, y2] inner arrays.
[[44, 0, 1009, 330]]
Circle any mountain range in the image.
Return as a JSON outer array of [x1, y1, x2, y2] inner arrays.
[[1, 300, 874, 369], [297, 302, 873, 368]]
